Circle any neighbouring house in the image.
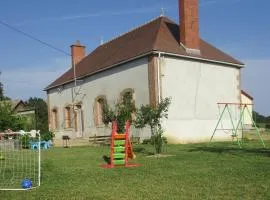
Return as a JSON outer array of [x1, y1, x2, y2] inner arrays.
[[0, 99, 36, 131], [45, 0, 245, 143], [0, 99, 35, 116], [241, 90, 254, 128], [0, 99, 26, 113]]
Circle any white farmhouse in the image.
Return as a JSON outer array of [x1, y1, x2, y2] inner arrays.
[[45, 0, 244, 144]]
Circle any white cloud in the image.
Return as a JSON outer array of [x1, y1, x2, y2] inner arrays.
[[14, 6, 165, 27]]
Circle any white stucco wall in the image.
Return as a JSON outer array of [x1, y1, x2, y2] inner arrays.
[[160, 56, 241, 143], [47, 58, 150, 140], [241, 93, 253, 127]]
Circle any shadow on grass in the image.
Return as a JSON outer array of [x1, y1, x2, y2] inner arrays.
[[188, 146, 270, 157], [133, 146, 154, 156], [102, 155, 111, 164]]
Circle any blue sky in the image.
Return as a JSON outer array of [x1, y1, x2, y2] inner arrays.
[[0, 0, 269, 115]]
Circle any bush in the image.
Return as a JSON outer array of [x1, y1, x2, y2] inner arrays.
[[142, 138, 151, 144], [142, 136, 168, 146], [135, 97, 171, 154], [265, 124, 270, 129], [41, 131, 54, 141], [103, 92, 136, 133], [20, 134, 30, 149]]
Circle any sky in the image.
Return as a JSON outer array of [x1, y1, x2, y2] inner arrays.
[[0, 0, 269, 115]]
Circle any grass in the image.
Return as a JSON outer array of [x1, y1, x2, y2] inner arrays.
[[0, 140, 270, 200], [243, 130, 270, 141]]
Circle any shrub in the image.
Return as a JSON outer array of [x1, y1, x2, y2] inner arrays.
[[0, 102, 29, 131], [135, 97, 171, 154], [142, 138, 151, 144], [20, 134, 30, 149], [103, 92, 136, 133], [41, 131, 54, 141], [265, 124, 270, 130]]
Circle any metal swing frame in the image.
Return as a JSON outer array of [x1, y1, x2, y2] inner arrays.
[[210, 103, 265, 148]]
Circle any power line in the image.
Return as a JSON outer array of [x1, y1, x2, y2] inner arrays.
[[0, 19, 71, 56]]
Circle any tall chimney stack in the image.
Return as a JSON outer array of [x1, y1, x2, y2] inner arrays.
[[179, 0, 200, 55], [71, 40, 85, 67]]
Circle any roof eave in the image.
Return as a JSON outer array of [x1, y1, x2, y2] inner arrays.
[[45, 49, 245, 91], [153, 50, 245, 68], [44, 51, 154, 91]]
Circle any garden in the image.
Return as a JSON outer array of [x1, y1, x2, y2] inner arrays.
[[0, 140, 269, 200]]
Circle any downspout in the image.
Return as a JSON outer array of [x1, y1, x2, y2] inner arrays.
[[157, 52, 161, 104]]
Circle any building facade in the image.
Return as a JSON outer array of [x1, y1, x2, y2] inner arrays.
[[45, 0, 244, 143]]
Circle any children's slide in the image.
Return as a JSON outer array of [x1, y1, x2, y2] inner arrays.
[[127, 139, 136, 159]]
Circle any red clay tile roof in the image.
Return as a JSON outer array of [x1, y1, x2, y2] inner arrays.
[[45, 16, 244, 90]]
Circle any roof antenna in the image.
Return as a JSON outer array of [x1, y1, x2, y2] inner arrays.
[[160, 7, 165, 17]]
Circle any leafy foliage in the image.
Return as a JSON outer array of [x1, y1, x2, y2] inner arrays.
[[0, 102, 28, 131], [0, 80, 10, 101], [103, 92, 136, 133], [0, 81, 3, 101], [25, 97, 49, 135], [134, 97, 171, 154], [253, 111, 270, 124], [103, 93, 171, 154], [41, 131, 55, 141], [20, 134, 31, 149], [142, 135, 168, 145]]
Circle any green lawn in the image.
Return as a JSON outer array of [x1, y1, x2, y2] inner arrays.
[[243, 130, 270, 141], [0, 141, 270, 200]]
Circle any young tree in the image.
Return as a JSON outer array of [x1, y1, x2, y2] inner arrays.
[[25, 97, 48, 134], [134, 97, 171, 154], [103, 92, 136, 133]]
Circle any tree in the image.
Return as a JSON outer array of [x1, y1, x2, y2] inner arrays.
[[0, 102, 27, 131], [0, 81, 4, 101], [25, 97, 48, 134], [134, 97, 171, 154], [253, 111, 270, 124], [0, 79, 10, 101], [103, 92, 136, 133]]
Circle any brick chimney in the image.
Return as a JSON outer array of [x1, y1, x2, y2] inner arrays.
[[179, 0, 200, 55], [71, 40, 85, 67]]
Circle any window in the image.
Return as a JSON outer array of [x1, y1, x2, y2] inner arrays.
[[94, 96, 106, 126], [64, 106, 72, 128], [51, 108, 58, 130]]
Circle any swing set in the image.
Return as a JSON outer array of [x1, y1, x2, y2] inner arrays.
[[210, 103, 265, 148]]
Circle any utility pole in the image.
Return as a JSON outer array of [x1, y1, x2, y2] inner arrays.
[[34, 102, 38, 130]]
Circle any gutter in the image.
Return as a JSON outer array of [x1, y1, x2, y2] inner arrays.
[[45, 50, 245, 91], [157, 52, 161, 103], [153, 51, 245, 68]]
